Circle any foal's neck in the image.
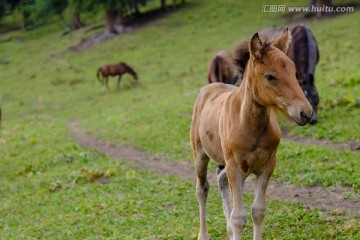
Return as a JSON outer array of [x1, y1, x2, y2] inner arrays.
[[236, 70, 272, 132]]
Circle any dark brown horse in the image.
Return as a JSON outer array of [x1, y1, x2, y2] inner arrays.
[[97, 62, 139, 90], [234, 24, 320, 124]]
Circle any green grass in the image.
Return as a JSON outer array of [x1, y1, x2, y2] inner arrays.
[[276, 142, 360, 188], [1, 115, 359, 239], [281, 12, 360, 142], [1, 0, 360, 238]]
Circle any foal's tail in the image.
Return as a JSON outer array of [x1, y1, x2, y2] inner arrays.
[[96, 68, 102, 83]]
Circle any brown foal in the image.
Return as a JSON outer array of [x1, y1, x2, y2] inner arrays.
[[190, 28, 313, 240]]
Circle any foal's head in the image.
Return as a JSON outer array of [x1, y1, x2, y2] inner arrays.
[[247, 27, 313, 126]]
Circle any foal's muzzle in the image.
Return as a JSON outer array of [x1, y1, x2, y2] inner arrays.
[[294, 109, 313, 126]]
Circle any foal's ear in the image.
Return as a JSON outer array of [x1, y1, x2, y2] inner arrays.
[[250, 32, 263, 61], [274, 27, 291, 54]]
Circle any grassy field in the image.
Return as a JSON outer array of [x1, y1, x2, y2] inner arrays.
[[1, 115, 359, 239], [1, 0, 360, 239]]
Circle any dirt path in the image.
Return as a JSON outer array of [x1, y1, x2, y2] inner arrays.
[[69, 120, 360, 217], [282, 131, 360, 151]]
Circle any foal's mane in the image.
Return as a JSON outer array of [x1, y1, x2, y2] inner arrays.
[[234, 38, 272, 70]]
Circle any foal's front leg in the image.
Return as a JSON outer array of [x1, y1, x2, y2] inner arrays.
[[194, 148, 210, 240], [217, 166, 233, 238], [226, 161, 247, 240], [251, 156, 275, 240]]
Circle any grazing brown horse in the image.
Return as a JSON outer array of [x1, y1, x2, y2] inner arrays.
[[234, 24, 320, 124], [97, 62, 139, 90], [190, 28, 313, 240], [207, 50, 237, 84]]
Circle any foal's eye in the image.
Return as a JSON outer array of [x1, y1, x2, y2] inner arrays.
[[265, 75, 276, 81]]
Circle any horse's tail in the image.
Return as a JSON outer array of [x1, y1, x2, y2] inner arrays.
[[208, 51, 234, 84], [97, 68, 102, 83], [207, 55, 218, 83], [208, 55, 224, 84]]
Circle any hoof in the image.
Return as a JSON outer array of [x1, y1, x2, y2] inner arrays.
[[198, 233, 209, 240]]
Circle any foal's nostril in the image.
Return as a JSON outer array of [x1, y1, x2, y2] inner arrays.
[[300, 111, 311, 122]]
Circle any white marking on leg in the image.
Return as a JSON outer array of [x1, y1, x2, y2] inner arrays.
[[195, 149, 210, 240], [227, 164, 247, 239], [251, 168, 273, 240], [217, 167, 233, 238]]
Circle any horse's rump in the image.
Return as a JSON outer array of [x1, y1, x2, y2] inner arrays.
[[207, 51, 236, 84], [290, 25, 319, 80]]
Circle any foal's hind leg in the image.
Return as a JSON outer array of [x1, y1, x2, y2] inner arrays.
[[194, 148, 210, 240], [216, 166, 233, 239]]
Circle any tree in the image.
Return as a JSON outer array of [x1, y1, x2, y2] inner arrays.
[[99, 0, 148, 34], [19, 0, 35, 29], [161, 0, 185, 11], [0, 0, 33, 29], [1, 0, 167, 33], [35, 0, 68, 23], [69, 0, 90, 30], [0, 2, 6, 20], [0, 0, 22, 21]]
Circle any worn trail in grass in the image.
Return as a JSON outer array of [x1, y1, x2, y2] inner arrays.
[[69, 120, 360, 216]]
